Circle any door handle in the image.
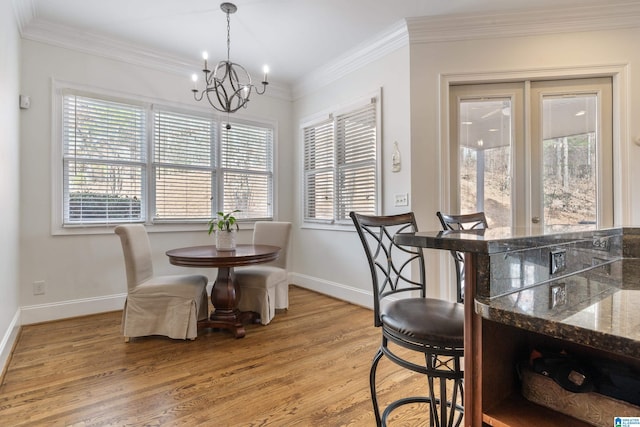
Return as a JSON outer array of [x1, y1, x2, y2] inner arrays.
[[532, 216, 540, 224]]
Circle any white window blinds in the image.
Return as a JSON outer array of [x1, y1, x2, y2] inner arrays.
[[336, 104, 377, 219], [62, 94, 146, 224], [220, 122, 274, 220], [59, 89, 275, 227], [303, 98, 378, 223], [304, 119, 334, 221], [153, 110, 214, 221]]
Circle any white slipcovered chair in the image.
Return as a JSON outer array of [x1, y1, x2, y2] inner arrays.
[[235, 221, 292, 325], [114, 224, 209, 341]]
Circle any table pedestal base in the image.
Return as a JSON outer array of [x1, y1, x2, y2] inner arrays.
[[198, 310, 259, 338], [198, 265, 259, 338]]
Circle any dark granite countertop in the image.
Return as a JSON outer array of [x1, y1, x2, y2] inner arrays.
[[394, 226, 626, 255], [476, 259, 640, 359]]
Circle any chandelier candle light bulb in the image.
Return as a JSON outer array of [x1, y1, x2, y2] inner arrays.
[[202, 51, 209, 71], [191, 2, 269, 113]]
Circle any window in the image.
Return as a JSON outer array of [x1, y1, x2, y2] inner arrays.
[[59, 88, 274, 228], [153, 110, 214, 221], [449, 77, 613, 231], [303, 96, 379, 224], [63, 94, 146, 224], [220, 121, 273, 220]]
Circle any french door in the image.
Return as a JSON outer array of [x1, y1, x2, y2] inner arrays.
[[449, 77, 612, 231]]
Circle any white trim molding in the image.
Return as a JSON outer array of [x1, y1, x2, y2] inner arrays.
[[292, 19, 409, 100], [0, 309, 20, 378], [407, 1, 640, 44], [20, 293, 127, 325], [11, 0, 35, 35], [20, 19, 292, 101], [17, 2, 640, 102], [290, 273, 373, 310]]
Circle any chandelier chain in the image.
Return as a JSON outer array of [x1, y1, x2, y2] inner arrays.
[[226, 9, 231, 62]]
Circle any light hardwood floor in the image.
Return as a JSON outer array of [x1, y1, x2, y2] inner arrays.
[[1, 286, 438, 426]]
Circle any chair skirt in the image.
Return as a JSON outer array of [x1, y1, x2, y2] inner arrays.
[[122, 275, 208, 340], [235, 266, 288, 325]]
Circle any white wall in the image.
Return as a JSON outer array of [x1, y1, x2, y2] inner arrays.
[[409, 26, 640, 297], [18, 39, 293, 322], [290, 45, 412, 307], [0, 0, 22, 371]]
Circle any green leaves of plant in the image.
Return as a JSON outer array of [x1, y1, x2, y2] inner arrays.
[[207, 209, 241, 234]]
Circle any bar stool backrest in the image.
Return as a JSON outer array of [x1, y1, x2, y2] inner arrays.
[[350, 211, 426, 327]]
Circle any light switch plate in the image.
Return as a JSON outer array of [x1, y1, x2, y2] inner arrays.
[[19, 95, 31, 109], [394, 193, 408, 207]]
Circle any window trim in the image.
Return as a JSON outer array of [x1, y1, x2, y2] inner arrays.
[[299, 89, 381, 229], [51, 80, 277, 235]]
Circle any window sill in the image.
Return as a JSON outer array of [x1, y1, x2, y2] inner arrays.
[[52, 221, 261, 236], [300, 222, 354, 232]]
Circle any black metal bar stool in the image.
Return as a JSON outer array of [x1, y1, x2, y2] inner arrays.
[[350, 212, 465, 427], [436, 211, 488, 303]]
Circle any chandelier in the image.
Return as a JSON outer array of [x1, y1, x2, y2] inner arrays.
[[191, 2, 268, 113]]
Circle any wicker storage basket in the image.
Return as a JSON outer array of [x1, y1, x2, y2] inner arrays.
[[521, 367, 640, 427]]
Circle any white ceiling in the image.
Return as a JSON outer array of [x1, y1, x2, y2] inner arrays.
[[20, 0, 612, 87]]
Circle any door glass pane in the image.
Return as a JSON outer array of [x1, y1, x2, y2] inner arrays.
[[459, 99, 512, 227], [541, 95, 597, 232]]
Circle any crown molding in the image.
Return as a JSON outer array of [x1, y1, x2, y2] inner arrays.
[[291, 19, 409, 100], [11, 0, 36, 35], [18, 1, 640, 104], [292, 2, 640, 100], [407, 1, 640, 44], [20, 18, 292, 101]]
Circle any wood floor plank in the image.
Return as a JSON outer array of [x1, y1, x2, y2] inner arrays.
[[0, 286, 450, 426]]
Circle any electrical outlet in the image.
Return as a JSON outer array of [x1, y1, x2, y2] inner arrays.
[[592, 236, 610, 251], [394, 193, 408, 207], [549, 283, 567, 309], [33, 280, 45, 295], [550, 249, 567, 275]]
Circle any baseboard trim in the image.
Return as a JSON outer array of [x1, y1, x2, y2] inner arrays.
[[20, 293, 127, 325], [0, 309, 21, 381], [16, 277, 368, 326], [289, 273, 373, 310]]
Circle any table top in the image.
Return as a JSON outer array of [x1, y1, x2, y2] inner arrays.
[[166, 244, 280, 268]]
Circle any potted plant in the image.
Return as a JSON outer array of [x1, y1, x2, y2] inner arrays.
[[208, 210, 240, 250]]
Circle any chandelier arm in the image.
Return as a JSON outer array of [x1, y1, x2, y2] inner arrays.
[[192, 89, 205, 103], [204, 70, 214, 87], [254, 83, 268, 95]]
